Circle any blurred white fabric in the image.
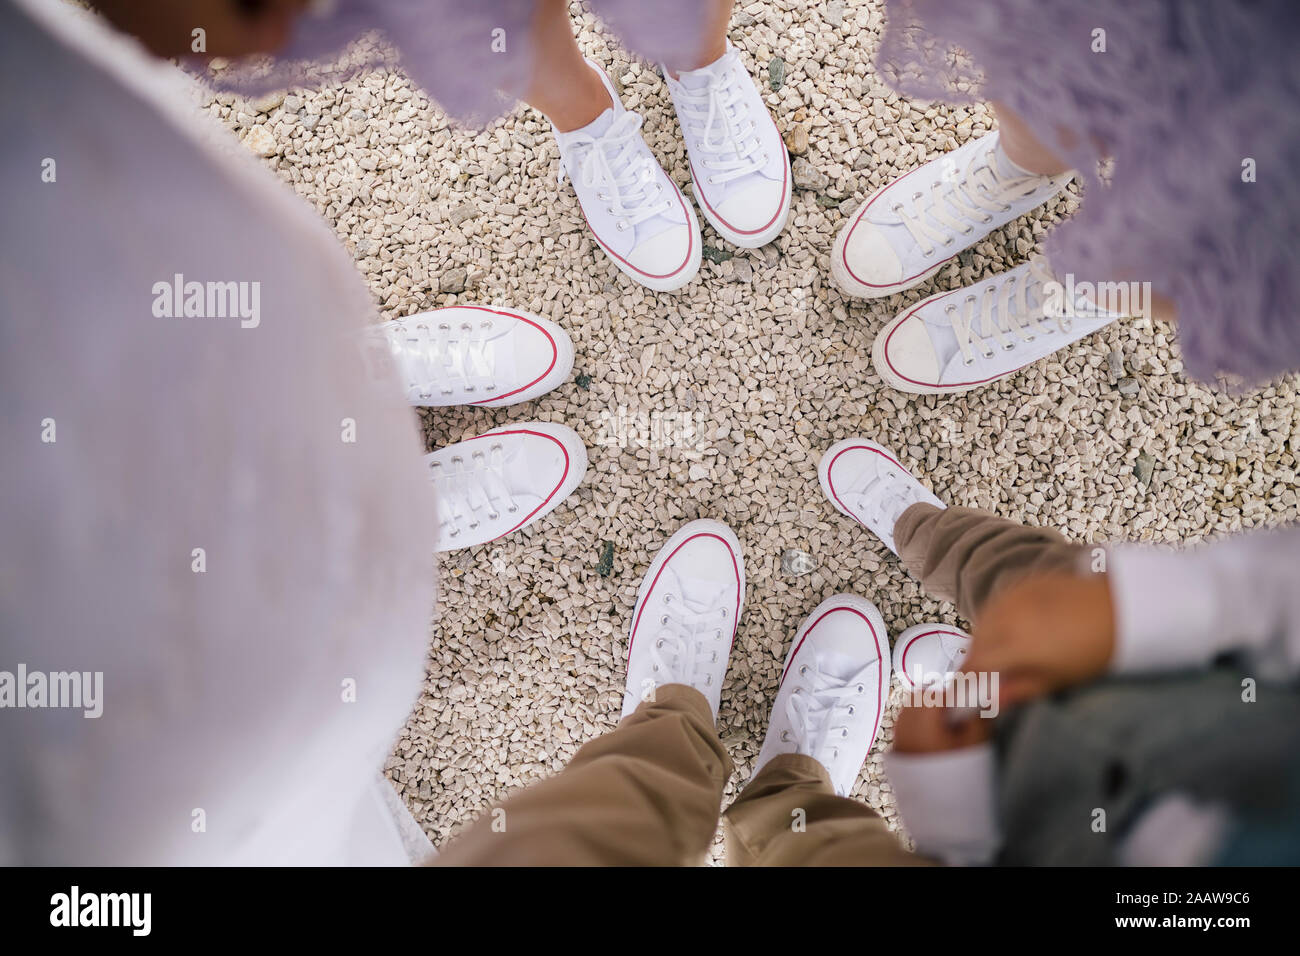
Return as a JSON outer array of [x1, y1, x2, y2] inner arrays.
[[0, 0, 437, 865]]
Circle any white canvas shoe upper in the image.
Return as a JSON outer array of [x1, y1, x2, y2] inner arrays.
[[428, 422, 587, 551], [819, 438, 945, 555], [623, 519, 745, 719], [755, 594, 892, 796], [833, 131, 1072, 298], [665, 41, 791, 248], [552, 62, 701, 292], [375, 306, 573, 407], [873, 257, 1124, 394], [892, 624, 972, 691]]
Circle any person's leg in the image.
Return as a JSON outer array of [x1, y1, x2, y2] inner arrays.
[[820, 438, 1086, 624], [435, 684, 730, 866], [722, 593, 935, 866], [991, 101, 1071, 176], [894, 503, 1085, 623], [724, 754, 932, 866], [436, 517, 747, 865], [523, 0, 731, 128], [522, 0, 612, 132], [664, 0, 733, 76]]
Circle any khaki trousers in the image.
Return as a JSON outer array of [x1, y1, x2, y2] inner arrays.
[[435, 505, 1083, 866]]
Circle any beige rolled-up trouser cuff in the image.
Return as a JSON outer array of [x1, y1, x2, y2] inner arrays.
[[894, 503, 1087, 622], [434, 683, 925, 866], [435, 506, 1081, 866]]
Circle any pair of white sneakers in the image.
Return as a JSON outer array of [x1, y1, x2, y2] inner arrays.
[[549, 43, 792, 292], [370, 305, 587, 552], [832, 130, 1125, 393], [621, 437, 972, 796]]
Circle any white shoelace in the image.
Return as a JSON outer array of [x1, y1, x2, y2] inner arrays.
[[386, 317, 498, 401], [847, 469, 917, 530], [559, 111, 672, 232], [647, 584, 733, 691], [672, 52, 767, 186], [947, 258, 1075, 365], [429, 442, 520, 541], [894, 149, 1054, 258], [782, 657, 878, 778]]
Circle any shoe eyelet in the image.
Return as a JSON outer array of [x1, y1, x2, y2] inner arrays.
[[490, 443, 503, 451], [655, 638, 665, 648], [962, 226, 973, 234], [438, 323, 450, 330], [847, 705, 855, 715], [963, 357, 975, 366], [465, 385, 475, 392], [1003, 343, 1015, 351], [507, 505, 518, 513], [663, 594, 673, 604], [448, 529, 460, 538], [856, 683, 865, 694], [982, 215, 992, 223], [943, 237, 954, 246], [469, 522, 479, 530], [486, 385, 496, 392], [781, 730, 791, 742], [451, 455, 463, 464], [799, 665, 809, 676], [488, 512, 499, 520], [704, 675, 713, 686], [659, 615, 669, 625]]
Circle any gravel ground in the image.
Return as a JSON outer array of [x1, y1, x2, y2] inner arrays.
[[202, 0, 1299, 862]]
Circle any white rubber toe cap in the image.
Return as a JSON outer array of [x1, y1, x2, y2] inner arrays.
[[839, 221, 903, 289], [875, 312, 941, 390], [625, 224, 695, 285], [714, 180, 786, 233]]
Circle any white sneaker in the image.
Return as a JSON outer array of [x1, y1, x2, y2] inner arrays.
[[665, 41, 791, 248], [622, 519, 745, 719], [892, 624, 971, 691], [755, 594, 892, 796], [819, 438, 945, 555], [374, 305, 573, 407], [832, 130, 1072, 299], [427, 422, 587, 551], [551, 61, 701, 293], [873, 257, 1123, 394]]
